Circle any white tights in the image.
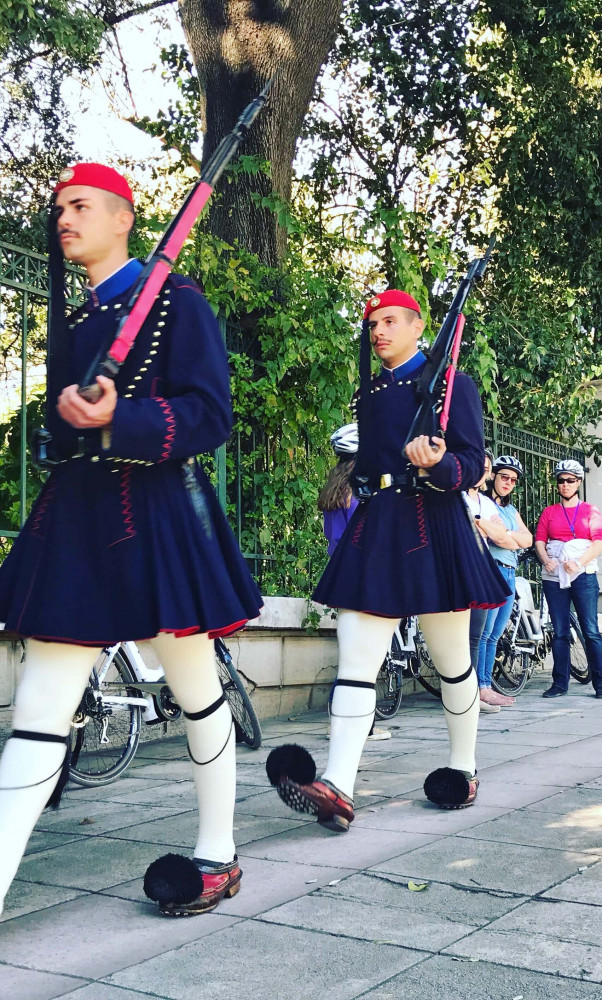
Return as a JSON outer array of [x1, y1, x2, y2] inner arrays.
[[0, 632, 235, 913], [321, 609, 478, 798]]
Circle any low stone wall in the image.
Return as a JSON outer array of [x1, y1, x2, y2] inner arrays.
[[0, 598, 341, 736]]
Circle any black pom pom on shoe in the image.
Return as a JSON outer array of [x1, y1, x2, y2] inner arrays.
[[143, 853, 204, 905], [265, 744, 316, 787], [423, 767, 470, 807]]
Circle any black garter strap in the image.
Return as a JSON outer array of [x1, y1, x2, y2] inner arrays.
[[438, 666, 479, 717], [331, 678, 376, 719], [1, 730, 70, 800], [185, 695, 233, 766], [438, 665, 474, 685], [184, 692, 226, 721], [12, 729, 69, 745], [335, 679, 376, 690]]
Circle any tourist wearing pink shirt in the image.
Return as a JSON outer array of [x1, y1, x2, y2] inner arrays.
[[535, 460, 602, 698]]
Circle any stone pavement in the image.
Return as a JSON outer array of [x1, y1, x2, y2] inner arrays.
[[2, 668, 602, 1000]]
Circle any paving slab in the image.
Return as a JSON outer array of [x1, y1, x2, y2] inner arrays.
[[0, 965, 82, 1000], [1, 879, 86, 924], [240, 821, 439, 870], [446, 898, 602, 982], [479, 759, 602, 786], [57, 987, 169, 1000], [0, 893, 240, 979], [457, 807, 602, 855], [103, 920, 424, 1000], [542, 859, 602, 905], [108, 808, 310, 850], [364, 954, 602, 999], [353, 797, 512, 835], [34, 800, 190, 837], [371, 838, 596, 895], [521, 785, 602, 815], [16, 836, 170, 891]]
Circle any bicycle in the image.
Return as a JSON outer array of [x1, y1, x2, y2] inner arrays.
[[69, 636, 262, 788], [491, 562, 590, 696], [375, 616, 440, 719]]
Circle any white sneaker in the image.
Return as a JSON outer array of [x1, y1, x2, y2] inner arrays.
[[479, 700, 500, 714], [366, 728, 392, 740]]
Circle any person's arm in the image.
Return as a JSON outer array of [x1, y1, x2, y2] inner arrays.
[[405, 373, 485, 492], [534, 508, 557, 572], [478, 516, 520, 548], [563, 540, 602, 575], [506, 511, 532, 550]]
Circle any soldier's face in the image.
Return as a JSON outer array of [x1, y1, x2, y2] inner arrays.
[[368, 305, 424, 369], [54, 185, 128, 268]]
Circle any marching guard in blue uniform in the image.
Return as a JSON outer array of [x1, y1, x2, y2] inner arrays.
[[0, 163, 262, 916], [267, 290, 509, 830]]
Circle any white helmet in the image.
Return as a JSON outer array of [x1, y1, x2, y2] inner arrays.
[[554, 459, 584, 479], [492, 455, 523, 478], [330, 422, 358, 455]]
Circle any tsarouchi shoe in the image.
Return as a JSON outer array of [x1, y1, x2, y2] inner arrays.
[[143, 853, 242, 916], [266, 744, 355, 832], [423, 767, 479, 809]]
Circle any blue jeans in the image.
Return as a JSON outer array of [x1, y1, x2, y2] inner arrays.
[[477, 565, 515, 688], [543, 574, 602, 692]]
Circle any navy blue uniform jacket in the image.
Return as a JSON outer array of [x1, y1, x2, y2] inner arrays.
[[313, 351, 510, 617], [0, 260, 262, 644]]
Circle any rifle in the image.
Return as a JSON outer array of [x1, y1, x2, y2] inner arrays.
[[79, 81, 272, 402], [403, 235, 495, 452], [33, 83, 272, 469]]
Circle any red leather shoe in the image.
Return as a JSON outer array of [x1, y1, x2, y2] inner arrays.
[[159, 857, 242, 917], [277, 778, 355, 832]]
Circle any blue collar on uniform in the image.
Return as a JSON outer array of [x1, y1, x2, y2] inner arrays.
[[381, 350, 427, 381], [87, 259, 144, 307]]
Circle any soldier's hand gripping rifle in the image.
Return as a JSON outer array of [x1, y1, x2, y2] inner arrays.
[[402, 235, 495, 474], [34, 83, 272, 469]]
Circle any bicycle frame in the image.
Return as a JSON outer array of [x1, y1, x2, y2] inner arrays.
[[92, 642, 172, 724]]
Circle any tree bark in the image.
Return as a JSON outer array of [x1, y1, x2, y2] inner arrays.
[[178, 0, 343, 266]]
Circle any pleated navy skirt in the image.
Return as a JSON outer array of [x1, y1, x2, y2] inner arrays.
[[313, 487, 510, 617]]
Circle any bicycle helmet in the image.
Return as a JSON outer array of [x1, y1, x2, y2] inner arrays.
[[330, 422, 358, 456], [492, 455, 523, 478], [554, 459, 584, 479]]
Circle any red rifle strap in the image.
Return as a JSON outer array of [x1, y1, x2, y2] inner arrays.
[[440, 312, 465, 433]]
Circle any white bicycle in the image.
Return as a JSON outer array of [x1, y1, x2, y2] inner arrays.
[[69, 637, 262, 787]]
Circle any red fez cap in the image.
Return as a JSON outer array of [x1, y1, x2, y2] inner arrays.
[[363, 289, 421, 319], [53, 163, 134, 205]]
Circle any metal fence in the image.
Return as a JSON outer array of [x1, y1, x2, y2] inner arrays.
[[0, 239, 589, 595]]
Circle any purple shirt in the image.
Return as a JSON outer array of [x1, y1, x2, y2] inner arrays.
[[323, 499, 359, 556]]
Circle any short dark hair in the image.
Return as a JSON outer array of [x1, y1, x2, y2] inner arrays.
[[102, 190, 135, 234]]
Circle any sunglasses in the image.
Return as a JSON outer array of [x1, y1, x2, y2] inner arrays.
[[557, 477, 579, 485], [497, 473, 518, 484]]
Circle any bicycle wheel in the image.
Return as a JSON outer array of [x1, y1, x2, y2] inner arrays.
[[413, 635, 442, 699], [215, 638, 262, 749], [375, 633, 403, 719], [569, 613, 591, 684], [492, 621, 530, 695], [69, 648, 142, 787]]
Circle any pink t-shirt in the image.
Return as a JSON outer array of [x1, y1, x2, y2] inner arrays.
[[535, 502, 602, 543]]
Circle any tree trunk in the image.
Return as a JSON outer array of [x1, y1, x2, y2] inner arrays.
[[178, 0, 343, 266]]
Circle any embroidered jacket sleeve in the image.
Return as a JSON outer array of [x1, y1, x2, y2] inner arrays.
[[105, 281, 231, 463], [424, 373, 485, 493]]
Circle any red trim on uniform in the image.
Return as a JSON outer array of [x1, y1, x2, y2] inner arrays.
[[109, 467, 136, 546], [155, 397, 176, 462], [30, 478, 57, 540], [451, 455, 463, 491], [21, 618, 254, 645], [406, 494, 429, 553]]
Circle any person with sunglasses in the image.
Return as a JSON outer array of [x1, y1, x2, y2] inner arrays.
[[535, 460, 602, 698], [477, 456, 532, 708]]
